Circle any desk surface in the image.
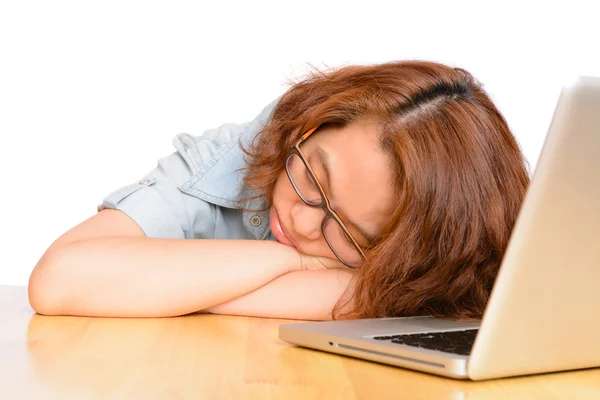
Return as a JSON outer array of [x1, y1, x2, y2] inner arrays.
[[2, 285, 599, 399]]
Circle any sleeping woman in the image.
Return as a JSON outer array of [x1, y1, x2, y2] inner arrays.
[[28, 60, 530, 321]]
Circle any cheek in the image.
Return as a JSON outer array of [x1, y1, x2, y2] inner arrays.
[[272, 171, 294, 209], [273, 171, 295, 200]]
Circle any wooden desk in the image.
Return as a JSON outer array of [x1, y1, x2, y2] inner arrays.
[[2, 285, 599, 399]]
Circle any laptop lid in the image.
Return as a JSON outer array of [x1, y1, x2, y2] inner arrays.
[[468, 76, 600, 380]]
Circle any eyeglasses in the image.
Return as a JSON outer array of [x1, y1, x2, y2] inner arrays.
[[284, 126, 369, 268]]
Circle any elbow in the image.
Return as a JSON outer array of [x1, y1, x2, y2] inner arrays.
[[28, 280, 59, 316], [28, 248, 67, 316], [28, 286, 54, 316]]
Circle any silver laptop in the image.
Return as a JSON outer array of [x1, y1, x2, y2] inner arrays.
[[279, 76, 600, 380]]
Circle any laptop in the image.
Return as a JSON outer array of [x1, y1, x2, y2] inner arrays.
[[279, 76, 600, 380]]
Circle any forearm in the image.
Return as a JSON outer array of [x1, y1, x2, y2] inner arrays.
[[203, 269, 356, 321], [29, 237, 299, 318]]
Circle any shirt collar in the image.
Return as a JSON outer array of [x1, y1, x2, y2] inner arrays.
[[178, 97, 281, 239]]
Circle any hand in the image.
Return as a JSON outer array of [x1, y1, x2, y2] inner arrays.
[[297, 251, 347, 271]]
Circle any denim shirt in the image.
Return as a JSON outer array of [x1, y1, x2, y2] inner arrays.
[[97, 96, 282, 242]]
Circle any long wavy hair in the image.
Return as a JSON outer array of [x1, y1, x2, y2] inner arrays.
[[238, 60, 531, 320]]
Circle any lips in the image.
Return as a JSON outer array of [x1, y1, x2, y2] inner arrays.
[[270, 207, 297, 249]]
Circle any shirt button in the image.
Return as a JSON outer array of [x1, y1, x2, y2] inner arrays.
[[250, 216, 262, 227], [139, 179, 150, 185]]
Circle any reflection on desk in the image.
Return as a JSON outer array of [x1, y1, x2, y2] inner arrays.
[[1, 285, 599, 399]]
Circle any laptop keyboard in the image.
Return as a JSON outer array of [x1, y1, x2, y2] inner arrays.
[[373, 329, 479, 355]]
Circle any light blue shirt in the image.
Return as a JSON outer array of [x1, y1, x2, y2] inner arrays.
[[97, 96, 282, 242]]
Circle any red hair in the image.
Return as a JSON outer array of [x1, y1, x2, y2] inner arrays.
[[239, 60, 530, 320]]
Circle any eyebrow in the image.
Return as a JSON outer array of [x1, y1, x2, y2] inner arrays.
[[313, 146, 377, 243]]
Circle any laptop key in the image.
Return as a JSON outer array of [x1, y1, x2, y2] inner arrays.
[[375, 329, 479, 355]]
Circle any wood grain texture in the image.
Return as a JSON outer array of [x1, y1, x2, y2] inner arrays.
[[2, 285, 599, 399]]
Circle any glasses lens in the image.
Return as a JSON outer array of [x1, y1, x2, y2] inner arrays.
[[324, 218, 363, 267], [286, 154, 322, 205]]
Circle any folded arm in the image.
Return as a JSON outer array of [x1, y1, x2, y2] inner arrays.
[[202, 268, 356, 321], [29, 235, 302, 318]]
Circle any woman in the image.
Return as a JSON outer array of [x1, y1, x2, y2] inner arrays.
[[28, 60, 530, 321]]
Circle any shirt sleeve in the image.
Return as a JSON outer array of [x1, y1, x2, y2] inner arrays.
[[97, 148, 217, 240], [97, 95, 282, 240]]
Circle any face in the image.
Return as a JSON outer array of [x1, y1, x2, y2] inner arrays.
[[270, 118, 396, 261]]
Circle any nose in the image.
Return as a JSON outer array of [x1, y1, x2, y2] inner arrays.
[[291, 202, 325, 241]]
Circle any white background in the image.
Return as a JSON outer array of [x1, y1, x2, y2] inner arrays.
[[1, 1, 598, 286]]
